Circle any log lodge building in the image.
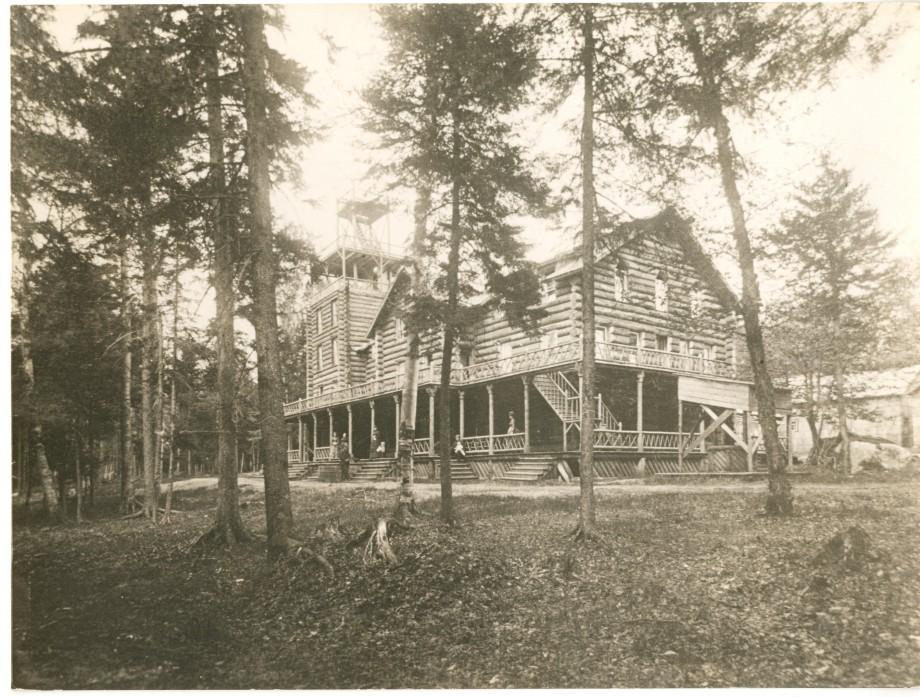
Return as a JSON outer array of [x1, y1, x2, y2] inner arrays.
[[282, 203, 791, 482]]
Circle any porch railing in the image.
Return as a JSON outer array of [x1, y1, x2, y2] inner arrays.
[[314, 446, 334, 461], [412, 438, 431, 456], [460, 433, 526, 454], [287, 449, 302, 464], [284, 339, 740, 416], [591, 430, 698, 452]]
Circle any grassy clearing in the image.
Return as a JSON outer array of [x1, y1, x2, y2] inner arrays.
[[12, 477, 920, 688]]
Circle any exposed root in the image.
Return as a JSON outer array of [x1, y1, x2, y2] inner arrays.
[[568, 524, 602, 544], [189, 521, 252, 553], [765, 472, 794, 517], [350, 518, 407, 564], [290, 539, 335, 575]]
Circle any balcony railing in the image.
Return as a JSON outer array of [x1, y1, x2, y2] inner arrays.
[[592, 430, 697, 451], [284, 340, 742, 416]]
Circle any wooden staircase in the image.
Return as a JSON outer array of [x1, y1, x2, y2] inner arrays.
[[499, 453, 558, 482], [449, 460, 478, 481], [353, 459, 396, 481], [532, 371, 619, 430], [288, 461, 312, 479]]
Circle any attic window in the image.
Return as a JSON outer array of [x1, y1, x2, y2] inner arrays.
[[614, 259, 630, 302], [655, 270, 669, 312]]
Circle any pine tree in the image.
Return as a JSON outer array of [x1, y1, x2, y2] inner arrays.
[[366, 4, 547, 525], [768, 157, 903, 474]]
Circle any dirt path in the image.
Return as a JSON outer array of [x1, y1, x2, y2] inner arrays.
[[172, 474, 919, 502]]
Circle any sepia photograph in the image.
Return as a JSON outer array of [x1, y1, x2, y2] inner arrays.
[[8, 1, 920, 689]]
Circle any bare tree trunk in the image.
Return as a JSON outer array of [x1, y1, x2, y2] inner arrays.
[[17, 254, 60, 520], [155, 310, 165, 512], [394, 187, 429, 525], [200, 6, 250, 544], [576, 6, 597, 540], [833, 362, 851, 475], [74, 428, 82, 524], [120, 243, 136, 513], [678, 10, 791, 516], [22, 425, 32, 507], [437, 111, 466, 527], [141, 236, 158, 522], [240, 4, 292, 558]]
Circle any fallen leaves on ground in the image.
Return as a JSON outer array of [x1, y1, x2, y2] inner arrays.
[[12, 477, 920, 688]]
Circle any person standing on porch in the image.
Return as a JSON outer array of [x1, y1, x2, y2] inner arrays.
[[338, 433, 351, 481], [507, 410, 517, 435]]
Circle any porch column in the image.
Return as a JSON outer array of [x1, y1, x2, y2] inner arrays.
[[299, 416, 305, 461], [369, 399, 376, 444], [637, 371, 645, 452], [312, 413, 318, 460], [458, 390, 465, 438], [393, 394, 401, 448], [327, 408, 333, 447], [699, 409, 707, 454], [744, 411, 754, 472], [487, 383, 495, 455], [347, 404, 353, 454], [522, 376, 531, 454], [427, 387, 436, 456], [677, 399, 684, 470]]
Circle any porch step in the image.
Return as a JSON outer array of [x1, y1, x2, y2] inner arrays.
[[353, 459, 396, 481], [449, 461, 478, 481], [288, 462, 312, 479], [499, 454, 558, 482]]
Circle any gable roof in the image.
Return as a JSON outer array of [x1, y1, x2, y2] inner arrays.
[[790, 364, 920, 402], [538, 208, 741, 314], [366, 268, 410, 337]]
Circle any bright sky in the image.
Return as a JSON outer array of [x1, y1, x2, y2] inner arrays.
[[49, 3, 920, 285]]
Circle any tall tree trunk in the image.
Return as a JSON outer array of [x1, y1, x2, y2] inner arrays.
[[576, 5, 597, 539], [831, 321, 851, 474], [17, 252, 60, 519], [141, 234, 158, 522], [240, 4, 292, 558], [74, 428, 82, 524], [394, 187, 430, 525], [120, 242, 136, 513], [155, 310, 165, 510], [205, 6, 249, 542], [678, 10, 791, 516]]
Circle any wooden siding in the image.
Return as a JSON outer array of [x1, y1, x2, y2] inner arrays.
[[295, 219, 755, 411]]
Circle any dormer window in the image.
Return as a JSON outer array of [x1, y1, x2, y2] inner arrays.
[[655, 270, 669, 312], [614, 259, 630, 302]]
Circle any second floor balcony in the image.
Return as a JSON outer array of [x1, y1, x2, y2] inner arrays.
[[283, 339, 746, 417]]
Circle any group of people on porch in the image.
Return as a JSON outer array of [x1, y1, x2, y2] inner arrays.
[[332, 410, 521, 468]]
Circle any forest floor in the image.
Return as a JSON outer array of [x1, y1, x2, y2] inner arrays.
[[12, 472, 920, 688]]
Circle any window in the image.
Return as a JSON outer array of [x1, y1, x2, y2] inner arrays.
[[317, 343, 325, 371], [317, 307, 325, 334], [498, 343, 513, 360], [671, 338, 687, 354], [394, 316, 406, 340], [655, 270, 669, 312], [613, 260, 630, 302], [595, 327, 607, 345], [541, 279, 556, 302], [690, 344, 711, 360], [331, 338, 338, 366], [689, 289, 704, 319], [619, 331, 639, 347], [656, 334, 668, 352], [330, 299, 338, 326]]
